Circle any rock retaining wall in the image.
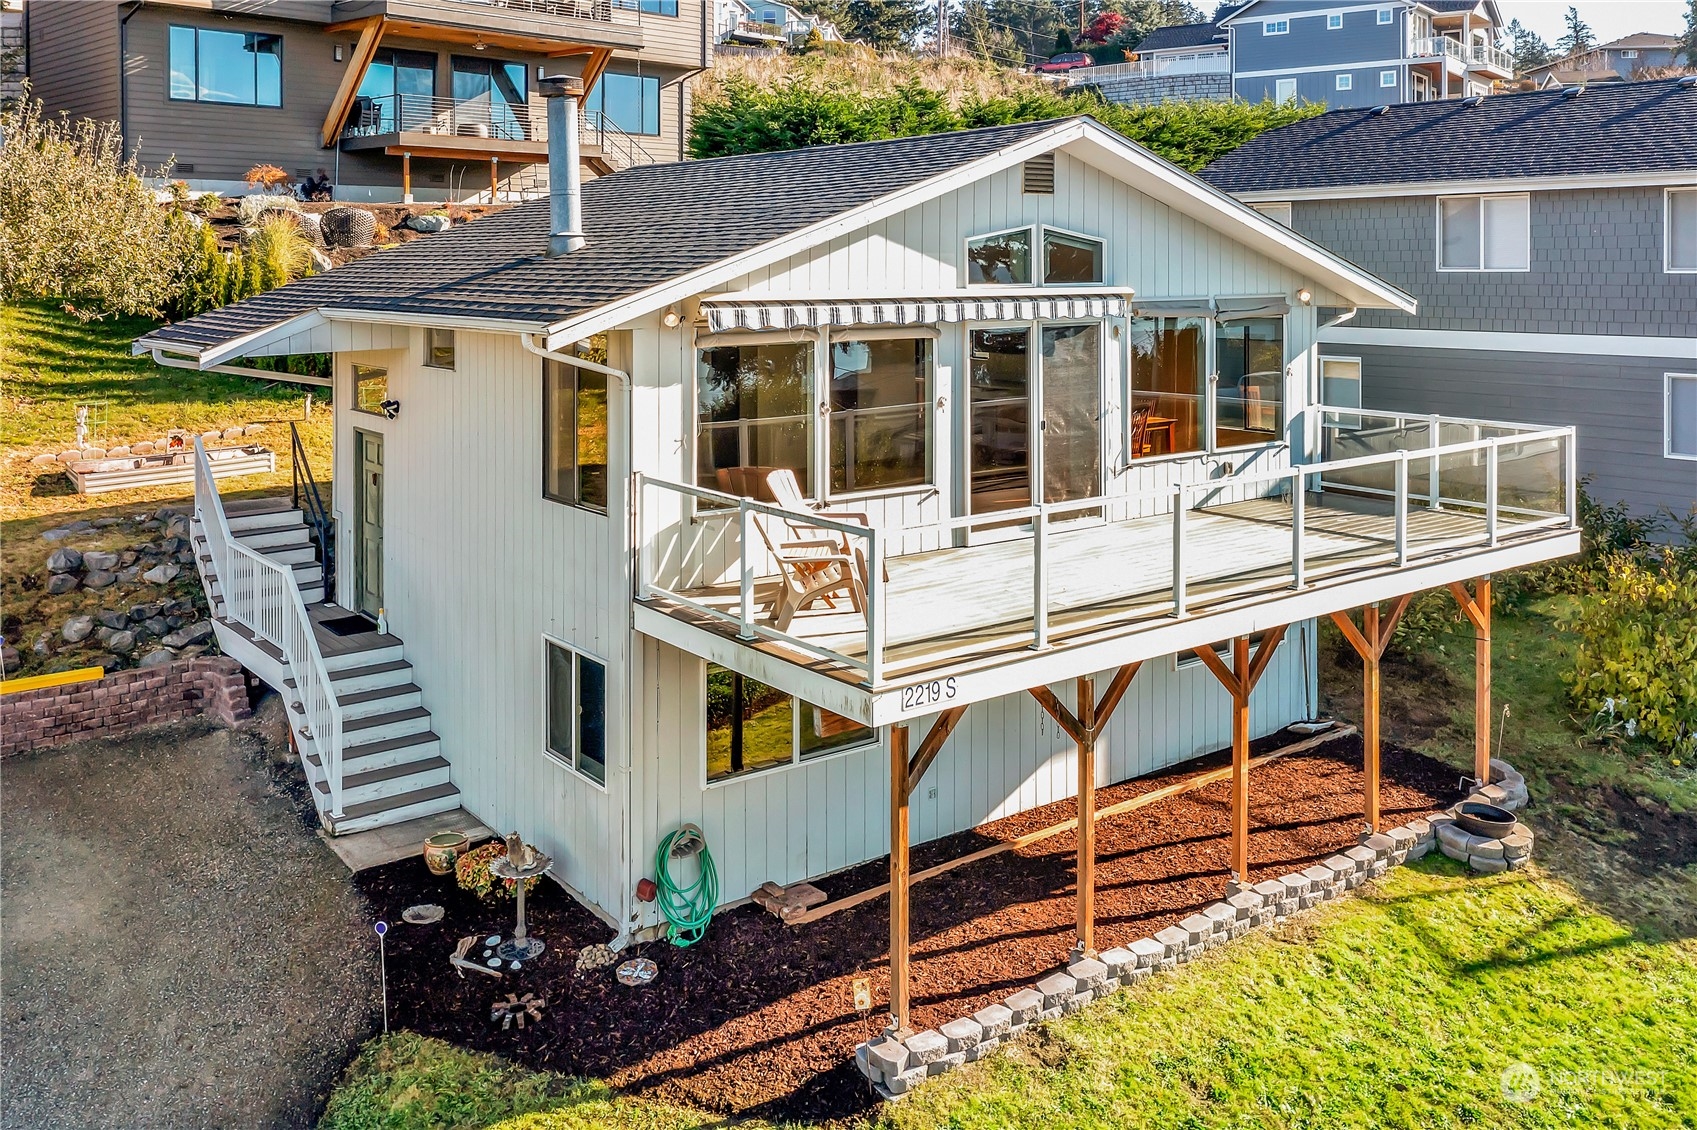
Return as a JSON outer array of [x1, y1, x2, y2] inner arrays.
[[0, 657, 251, 757], [1090, 72, 1231, 106], [856, 776, 1532, 1100]]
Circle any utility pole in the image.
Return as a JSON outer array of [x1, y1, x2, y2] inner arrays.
[[1079, 0, 1086, 34], [937, 0, 948, 58]]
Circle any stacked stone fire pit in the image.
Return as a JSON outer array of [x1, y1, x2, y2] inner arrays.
[[1432, 759, 1534, 874]]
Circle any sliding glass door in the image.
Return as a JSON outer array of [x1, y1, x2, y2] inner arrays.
[[967, 323, 1102, 518]]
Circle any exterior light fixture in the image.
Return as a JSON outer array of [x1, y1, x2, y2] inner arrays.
[[1297, 288, 1312, 304], [473, 35, 488, 51], [661, 308, 682, 328], [334, 44, 344, 62]]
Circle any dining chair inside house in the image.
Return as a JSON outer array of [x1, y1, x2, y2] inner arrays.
[[1129, 404, 1153, 459]]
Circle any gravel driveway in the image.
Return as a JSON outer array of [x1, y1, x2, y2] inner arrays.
[[2, 699, 378, 1129]]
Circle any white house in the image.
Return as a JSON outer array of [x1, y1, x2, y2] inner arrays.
[[714, 0, 841, 47], [138, 94, 1580, 1036]]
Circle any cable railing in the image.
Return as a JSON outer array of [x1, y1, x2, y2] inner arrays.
[[635, 408, 1577, 686], [194, 438, 346, 817], [580, 108, 661, 170], [344, 93, 539, 143]]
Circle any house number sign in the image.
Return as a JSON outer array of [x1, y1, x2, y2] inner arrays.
[[900, 678, 958, 711]]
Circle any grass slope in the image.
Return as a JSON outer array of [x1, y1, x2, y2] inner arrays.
[[319, 863, 1697, 1130]]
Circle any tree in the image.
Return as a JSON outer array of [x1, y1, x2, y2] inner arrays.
[[1081, 12, 1125, 43], [1555, 5, 1594, 57], [797, 0, 929, 49], [1506, 18, 1556, 76], [952, 0, 1027, 67], [1680, 0, 1697, 66], [1054, 25, 1075, 53]]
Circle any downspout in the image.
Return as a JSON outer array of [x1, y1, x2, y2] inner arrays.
[[118, 1, 144, 156], [519, 332, 641, 949]]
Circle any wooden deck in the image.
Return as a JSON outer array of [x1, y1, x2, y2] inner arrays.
[[651, 495, 1564, 684]]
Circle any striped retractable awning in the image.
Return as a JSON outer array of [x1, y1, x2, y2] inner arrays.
[[701, 294, 1129, 334]]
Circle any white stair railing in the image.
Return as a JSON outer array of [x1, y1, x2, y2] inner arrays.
[[193, 438, 346, 817]]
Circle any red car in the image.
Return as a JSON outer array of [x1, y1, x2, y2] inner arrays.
[[1033, 52, 1093, 74]]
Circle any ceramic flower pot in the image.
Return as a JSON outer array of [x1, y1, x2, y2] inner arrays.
[[423, 830, 471, 876]]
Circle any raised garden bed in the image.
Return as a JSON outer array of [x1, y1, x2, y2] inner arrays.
[[65, 444, 274, 495], [352, 733, 1455, 1123]]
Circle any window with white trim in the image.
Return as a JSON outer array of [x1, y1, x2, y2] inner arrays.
[[1667, 188, 1697, 272], [1438, 194, 1530, 271], [1327, 13, 1343, 29], [546, 639, 606, 785], [1668, 373, 1697, 460], [1377, 7, 1393, 23], [706, 663, 874, 783], [1335, 73, 1353, 90], [1275, 77, 1297, 102], [1252, 201, 1292, 226], [967, 227, 1033, 285], [1380, 69, 1398, 87], [1264, 18, 1288, 34], [424, 327, 455, 369]]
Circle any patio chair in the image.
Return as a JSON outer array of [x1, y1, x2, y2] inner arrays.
[[763, 468, 887, 582], [750, 512, 867, 633]]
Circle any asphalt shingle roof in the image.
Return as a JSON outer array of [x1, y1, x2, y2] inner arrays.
[[1135, 22, 1224, 53], [145, 118, 1070, 353], [1199, 78, 1697, 194]]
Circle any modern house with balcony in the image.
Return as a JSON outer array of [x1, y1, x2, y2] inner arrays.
[[1076, 1, 1513, 107], [24, 0, 709, 200], [137, 111, 1578, 1044], [1203, 78, 1697, 520]]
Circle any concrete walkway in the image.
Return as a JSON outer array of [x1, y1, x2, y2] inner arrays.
[[1, 699, 378, 1129]]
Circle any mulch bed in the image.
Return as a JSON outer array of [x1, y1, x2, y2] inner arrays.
[[354, 731, 1459, 1122]]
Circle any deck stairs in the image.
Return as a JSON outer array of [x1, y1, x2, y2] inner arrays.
[[189, 462, 461, 836]]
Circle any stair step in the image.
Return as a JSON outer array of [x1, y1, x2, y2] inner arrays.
[[286, 658, 414, 695], [223, 496, 296, 519], [341, 705, 432, 743], [326, 782, 462, 835], [319, 640, 404, 672], [338, 682, 423, 719], [309, 728, 441, 772], [314, 754, 451, 801], [256, 542, 318, 567], [233, 522, 309, 549]]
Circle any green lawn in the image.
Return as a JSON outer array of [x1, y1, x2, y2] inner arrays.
[[319, 862, 1697, 1130]]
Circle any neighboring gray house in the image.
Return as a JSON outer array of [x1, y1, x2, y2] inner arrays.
[[1525, 33, 1685, 90], [1075, 0, 1513, 108], [1202, 78, 1697, 519]]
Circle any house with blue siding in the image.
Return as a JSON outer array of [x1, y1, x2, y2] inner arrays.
[[1204, 78, 1697, 521], [1525, 32, 1685, 90]]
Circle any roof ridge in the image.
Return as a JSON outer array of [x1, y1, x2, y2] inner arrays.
[[643, 115, 1086, 174]]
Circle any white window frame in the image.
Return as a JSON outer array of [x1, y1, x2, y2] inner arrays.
[[1436, 193, 1532, 273], [1666, 188, 1697, 274], [1252, 202, 1292, 226], [542, 635, 609, 791], [823, 326, 939, 502], [1039, 223, 1107, 285], [700, 661, 881, 790], [1275, 77, 1298, 103], [964, 225, 1038, 288], [1380, 69, 1398, 87], [423, 326, 455, 370], [1621, 49, 1638, 59], [1667, 373, 1697, 461], [1336, 73, 1353, 90], [1377, 7, 1392, 24], [1327, 13, 1343, 30], [1320, 355, 1364, 431], [1264, 18, 1289, 34]]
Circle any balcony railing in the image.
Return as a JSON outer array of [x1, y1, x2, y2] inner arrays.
[[1412, 36, 1466, 63], [1067, 53, 1230, 86], [345, 93, 541, 143], [447, 0, 641, 25], [1466, 43, 1515, 72], [635, 407, 1576, 686]]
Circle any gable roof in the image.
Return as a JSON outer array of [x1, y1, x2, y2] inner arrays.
[[1524, 31, 1683, 76], [1135, 22, 1224, 53], [1200, 78, 1697, 197], [138, 115, 1416, 363]]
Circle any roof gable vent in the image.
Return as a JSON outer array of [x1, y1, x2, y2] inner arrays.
[[1023, 154, 1056, 194]]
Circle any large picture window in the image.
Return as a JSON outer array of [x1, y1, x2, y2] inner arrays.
[[696, 339, 814, 494], [169, 26, 282, 107], [828, 336, 930, 494], [1215, 317, 1286, 447], [544, 359, 608, 510], [451, 56, 527, 141], [706, 663, 873, 783], [585, 71, 662, 136], [1438, 194, 1529, 271], [355, 48, 436, 132], [546, 640, 606, 786], [1129, 317, 1206, 458]]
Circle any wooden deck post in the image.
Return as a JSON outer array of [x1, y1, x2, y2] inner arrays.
[[401, 151, 412, 203], [1446, 578, 1493, 785], [1028, 663, 1141, 957], [888, 723, 911, 1035], [1331, 596, 1411, 834], [1192, 629, 1287, 883], [490, 157, 500, 203], [1075, 675, 1097, 957]]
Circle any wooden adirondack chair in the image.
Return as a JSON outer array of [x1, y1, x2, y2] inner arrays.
[[750, 513, 867, 633], [762, 468, 888, 582]]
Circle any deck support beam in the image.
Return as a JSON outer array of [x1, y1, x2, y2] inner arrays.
[[320, 17, 384, 148], [1330, 595, 1413, 832], [887, 705, 968, 1036], [1192, 628, 1287, 881], [1447, 577, 1492, 785], [1027, 663, 1141, 958]]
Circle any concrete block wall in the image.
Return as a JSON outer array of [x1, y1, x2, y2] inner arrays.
[[1, 658, 252, 757], [1093, 72, 1231, 106]]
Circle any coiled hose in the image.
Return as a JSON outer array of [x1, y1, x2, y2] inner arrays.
[[655, 825, 718, 947]]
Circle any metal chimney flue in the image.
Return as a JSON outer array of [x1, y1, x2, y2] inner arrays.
[[538, 75, 586, 257]]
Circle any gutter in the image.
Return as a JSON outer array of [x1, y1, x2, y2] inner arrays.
[[150, 347, 332, 388], [518, 332, 642, 950]]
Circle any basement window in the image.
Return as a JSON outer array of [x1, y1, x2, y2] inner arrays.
[[705, 663, 873, 784], [546, 638, 606, 785]]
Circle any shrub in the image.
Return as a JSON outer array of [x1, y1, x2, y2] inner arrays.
[[1562, 554, 1697, 757], [166, 179, 192, 208], [0, 96, 197, 318], [246, 213, 314, 289], [169, 221, 227, 319], [244, 162, 292, 192], [194, 191, 223, 214], [455, 841, 541, 901]]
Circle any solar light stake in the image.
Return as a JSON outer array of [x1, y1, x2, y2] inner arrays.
[[375, 920, 389, 1034]]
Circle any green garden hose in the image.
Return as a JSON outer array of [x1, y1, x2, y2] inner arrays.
[[655, 824, 718, 948]]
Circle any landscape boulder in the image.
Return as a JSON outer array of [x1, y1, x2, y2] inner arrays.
[[83, 550, 121, 571], [45, 574, 79, 595], [62, 616, 95, 643], [162, 621, 213, 649], [141, 564, 180, 584], [97, 609, 129, 630], [83, 570, 117, 589], [106, 631, 137, 655], [2, 645, 19, 674], [46, 548, 83, 573], [137, 649, 175, 668]]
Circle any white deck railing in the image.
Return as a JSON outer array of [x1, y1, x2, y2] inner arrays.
[[635, 408, 1576, 685], [193, 439, 346, 816], [1066, 53, 1230, 86]]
